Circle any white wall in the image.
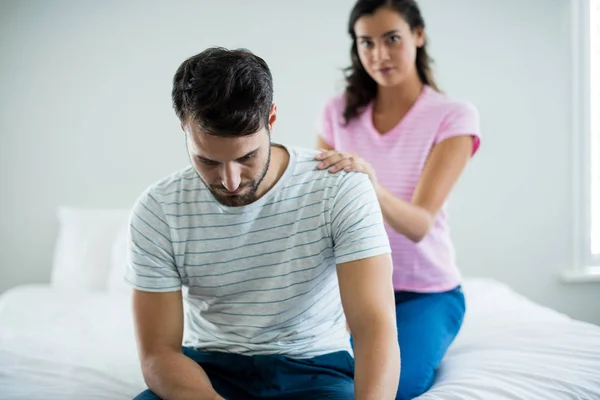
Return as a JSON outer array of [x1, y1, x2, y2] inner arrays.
[[1, 0, 598, 325]]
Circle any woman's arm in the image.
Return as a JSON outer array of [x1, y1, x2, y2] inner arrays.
[[376, 135, 472, 241], [316, 136, 334, 151], [316, 135, 473, 242]]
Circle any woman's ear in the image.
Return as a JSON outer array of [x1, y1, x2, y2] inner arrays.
[[414, 27, 425, 48]]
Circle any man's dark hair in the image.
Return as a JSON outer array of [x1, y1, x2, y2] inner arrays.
[[172, 47, 274, 136]]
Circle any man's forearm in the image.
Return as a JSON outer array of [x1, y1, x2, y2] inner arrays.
[[142, 351, 224, 400], [352, 326, 400, 400]]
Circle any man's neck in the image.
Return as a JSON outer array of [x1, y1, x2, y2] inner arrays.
[[255, 144, 289, 200]]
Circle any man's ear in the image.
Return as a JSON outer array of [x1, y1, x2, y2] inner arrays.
[[268, 103, 277, 131]]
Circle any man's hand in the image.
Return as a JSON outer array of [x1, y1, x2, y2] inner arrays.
[[336, 254, 400, 400]]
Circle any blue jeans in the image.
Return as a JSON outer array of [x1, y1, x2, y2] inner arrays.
[[349, 285, 465, 399], [394, 286, 466, 399], [133, 347, 354, 400]]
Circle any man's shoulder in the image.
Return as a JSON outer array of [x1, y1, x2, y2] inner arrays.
[[141, 166, 205, 200], [132, 166, 206, 213], [289, 146, 320, 165], [287, 146, 361, 189], [150, 166, 202, 195], [286, 146, 373, 200]]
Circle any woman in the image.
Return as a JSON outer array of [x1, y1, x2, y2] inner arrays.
[[315, 1, 481, 398]]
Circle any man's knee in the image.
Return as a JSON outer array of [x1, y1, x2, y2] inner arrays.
[[396, 365, 436, 400], [133, 389, 161, 400], [306, 384, 354, 400]]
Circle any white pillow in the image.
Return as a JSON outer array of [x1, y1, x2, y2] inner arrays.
[[108, 223, 187, 299], [107, 220, 132, 295], [50, 207, 131, 291]]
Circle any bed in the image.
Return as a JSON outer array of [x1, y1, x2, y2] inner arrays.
[[1, 208, 599, 399]]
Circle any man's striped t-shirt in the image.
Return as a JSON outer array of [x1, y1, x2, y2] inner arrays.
[[125, 146, 391, 358]]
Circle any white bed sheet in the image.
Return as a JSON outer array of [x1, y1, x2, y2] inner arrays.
[[0, 287, 144, 399], [0, 279, 599, 400], [417, 280, 600, 399]]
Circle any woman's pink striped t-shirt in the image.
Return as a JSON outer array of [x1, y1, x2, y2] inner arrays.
[[318, 85, 481, 293]]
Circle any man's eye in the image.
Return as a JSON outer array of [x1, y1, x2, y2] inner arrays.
[[198, 158, 218, 166], [239, 153, 255, 162]]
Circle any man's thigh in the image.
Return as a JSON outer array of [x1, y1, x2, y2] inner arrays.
[[133, 348, 355, 400], [182, 346, 255, 399], [132, 347, 255, 400], [190, 348, 355, 399], [277, 384, 354, 400], [261, 350, 355, 400], [132, 389, 160, 400]]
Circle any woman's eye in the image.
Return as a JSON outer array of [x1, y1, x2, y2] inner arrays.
[[359, 40, 373, 48]]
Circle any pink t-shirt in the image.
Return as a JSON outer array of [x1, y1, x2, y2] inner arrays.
[[318, 85, 481, 293]]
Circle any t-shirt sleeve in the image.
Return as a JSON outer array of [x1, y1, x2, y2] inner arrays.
[[124, 190, 182, 292], [316, 97, 338, 148], [436, 101, 481, 156], [330, 172, 391, 265]]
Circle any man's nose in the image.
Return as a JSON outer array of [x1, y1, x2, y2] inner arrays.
[[221, 163, 241, 192]]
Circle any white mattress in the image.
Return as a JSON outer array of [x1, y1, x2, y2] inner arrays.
[[0, 279, 599, 400]]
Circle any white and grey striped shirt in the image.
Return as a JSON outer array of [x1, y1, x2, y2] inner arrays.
[[125, 146, 391, 358]]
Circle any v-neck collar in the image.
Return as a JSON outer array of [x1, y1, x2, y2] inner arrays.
[[361, 85, 430, 140]]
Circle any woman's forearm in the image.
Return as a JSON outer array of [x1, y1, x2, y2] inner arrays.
[[374, 183, 432, 243]]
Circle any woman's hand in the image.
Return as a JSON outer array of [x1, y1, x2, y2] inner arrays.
[[315, 150, 377, 182]]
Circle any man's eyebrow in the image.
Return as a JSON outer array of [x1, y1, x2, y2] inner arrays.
[[195, 155, 217, 163], [235, 148, 259, 161], [195, 148, 259, 164]]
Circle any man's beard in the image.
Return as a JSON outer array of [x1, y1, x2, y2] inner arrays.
[[208, 146, 271, 207]]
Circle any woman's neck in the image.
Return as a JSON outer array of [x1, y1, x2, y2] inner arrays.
[[374, 76, 424, 114]]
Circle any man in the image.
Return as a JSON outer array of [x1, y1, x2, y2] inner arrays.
[[126, 47, 400, 400]]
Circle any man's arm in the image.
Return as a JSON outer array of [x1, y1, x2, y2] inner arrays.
[[327, 171, 399, 398], [126, 190, 223, 399], [336, 254, 400, 400], [132, 289, 224, 400]]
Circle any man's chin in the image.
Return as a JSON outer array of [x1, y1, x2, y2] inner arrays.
[[217, 197, 252, 207], [211, 190, 255, 207]]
